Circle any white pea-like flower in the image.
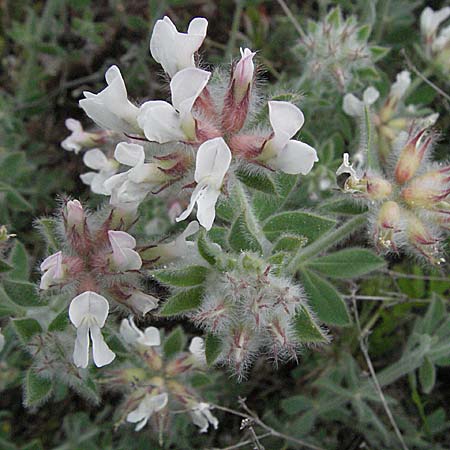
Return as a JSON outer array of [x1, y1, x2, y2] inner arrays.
[[420, 6, 450, 41], [389, 71, 411, 102], [260, 101, 318, 175], [189, 336, 206, 364], [137, 68, 211, 143], [79, 65, 140, 134], [120, 317, 161, 347], [108, 230, 142, 272], [150, 16, 208, 77], [342, 86, 380, 117], [40, 251, 65, 290], [68, 291, 116, 368], [61, 119, 97, 153], [190, 402, 219, 433], [127, 392, 169, 431], [176, 137, 232, 230], [80, 149, 118, 195]]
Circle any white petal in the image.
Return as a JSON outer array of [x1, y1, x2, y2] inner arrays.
[[103, 172, 128, 195], [138, 101, 184, 143], [120, 317, 143, 343], [342, 94, 363, 117], [115, 142, 145, 167], [268, 101, 304, 150], [272, 140, 318, 175], [189, 337, 206, 363], [83, 149, 109, 171], [73, 321, 90, 368], [65, 118, 83, 132], [0, 329, 5, 352], [69, 291, 110, 328], [390, 71, 411, 100], [108, 231, 142, 271], [108, 230, 136, 249], [129, 292, 159, 316], [137, 326, 161, 347], [40, 266, 56, 290], [150, 392, 169, 412], [176, 183, 206, 223], [181, 221, 200, 239], [90, 324, 116, 367], [170, 67, 211, 115], [40, 251, 62, 271], [194, 137, 232, 183], [196, 186, 220, 230], [90, 172, 115, 195], [363, 87, 380, 105], [80, 172, 96, 186]]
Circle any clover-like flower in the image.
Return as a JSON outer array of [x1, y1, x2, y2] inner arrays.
[[79, 65, 140, 134], [177, 137, 231, 230], [40, 251, 65, 290], [259, 101, 318, 175], [120, 317, 161, 347], [343, 87, 380, 117], [150, 16, 208, 77], [190, 402, 219, 433], [108, 230, 142, 272], [80, 149, 118, 195], [68, 291, 116, 368], [138, 67, 211, 143], [127, 392, 169, 431]]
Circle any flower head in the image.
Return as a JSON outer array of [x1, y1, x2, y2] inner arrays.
[[40, 251, 65, 290], [420, 7, 450, 42], [127, 392, 168, 431], [176, 138, 232, 230], [68, 291, 116, 368], [259, 101, 318, 175], [190, 402, 219, 433], [138, 68, 211, 143], [120, 317, 161, 347], [79, 65, 140, 134], [150, 16, 208, 77], [108, 230, 142, 272]]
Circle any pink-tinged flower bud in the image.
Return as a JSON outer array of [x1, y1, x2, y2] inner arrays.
[[66, 199, 85, 229], [221, 48, 256, 133], [374, 201, 402, 252], [394, 128, 433, 184], [366, 175, 393, 200], [406, 213, 445, 265], [401, 166, 450, 211], [128, 290, 159, 316]]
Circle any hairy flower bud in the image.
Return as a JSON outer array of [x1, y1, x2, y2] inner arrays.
[[65, 199, 85, 230], [375, 201, 402, 252]]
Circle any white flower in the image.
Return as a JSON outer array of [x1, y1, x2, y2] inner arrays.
[[79, 65, 140, 134], [61, 119, 98, 153], [120, 317, 161, 346], [190, 402, 219, 433], [104, 142, 167, 204], [68, 291, 116, 368], [137, 68, 211, 143], [232, 48, 256, 102], [176, 137, 231, 230], [420, 7, 450, 41], [80, 149, 118, 195], [66, 199, 84, 228], [342, 87, 380, 117], [389, 71, 411, 101], [150, 16, 208, 77], [127, 392, 168, 431], [40, 251, 65, 290], [433, 25, 450, 52], [0, 328, 5, 352], [260, 101, 318, 175], [108, 230, 142, 272], [128, 291, 159, 316], [189, 337, 206, 364]]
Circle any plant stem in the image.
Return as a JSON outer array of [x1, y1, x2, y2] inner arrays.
[[225, 0, 243, 60], [287, 213, 367, 274]]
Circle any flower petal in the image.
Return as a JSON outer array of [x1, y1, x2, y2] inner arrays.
[[115, 142, 145, 167], [272, 140, 318, 175], [196, 186, 220, 230], [69, 291, 110, 328], [137, 326, 161, 347], [342, 93, 363, 117], [73, 321, 90, 368], [90, 324, 116, 367], [268, 101, 304, 149], [83, 149, 110, 171], [194, 137, 232, 183], [120, 317, 143, 343]]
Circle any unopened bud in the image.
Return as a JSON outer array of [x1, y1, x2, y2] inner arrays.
[[394, 128, 433, 184], [66, 199, 85, 229], [375, 201, 402, 251], [128, 290, 159, 316], [366, 175, 392, 200], [232, 48, 255, 103]]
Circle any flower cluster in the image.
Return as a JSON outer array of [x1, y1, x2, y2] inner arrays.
[[336, 124, 449, 265], [63, 16, 318, 231], [190, 253, 322, 379], [39, 199, 159, 368], [343, 71, 438, 162], [106, 320, 218, 434], [297, 7, 375, 91], [420, 6, 450, 75]]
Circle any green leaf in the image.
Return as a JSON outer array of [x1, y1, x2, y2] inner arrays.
[[273, 235, 308, 252], [3, 279, 41, 307], [419, 357, 436, 394], [163, 326, 186, 358], [228, 211, 262, 254], [0, 182, 32, 211], [300, 270, 351, 326], [160, 287, 204, 316], [24, 369, 52, 408], [48, 310, 69, 332], [205, 333, 222, 366], [318, 197, 368, 216], [236, 169, 276, 194], [0, 259, 13, 273], [8, 240, 29, 280], [263, 212, 336, 244], [421, 294, 445, 335], [370, 46, 390, 61], [12, 318, 42, 344], [307, 248, 385, 279], [35, 218, 59, 253], [152, 266, 209, 287], [357, 24, 371, 41], [197, 231, 221, 266], [21, 439, 44, 450], [0, 152, 26, 178], [293, 306, 329, 344]]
